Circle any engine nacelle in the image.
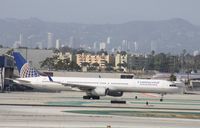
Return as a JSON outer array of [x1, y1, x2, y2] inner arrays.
[[90, 87, 106, 96], [107, 90, 123, 97]]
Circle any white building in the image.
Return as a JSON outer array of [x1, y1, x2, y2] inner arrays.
[[99, 42, 106, 50], [115, 52, 129, 68], [13, 33, 24, 48], [107, 37, 111, 44], [47, 32, 53, 49], [134, 41, 138, 52], [56, 39, 60, 49], [121, 40, 128, 51], [193, 50, 199, 56]]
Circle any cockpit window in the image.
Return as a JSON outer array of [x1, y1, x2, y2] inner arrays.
[[169, 84, 176, 87]]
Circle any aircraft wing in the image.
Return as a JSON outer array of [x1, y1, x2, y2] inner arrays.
[[58, 82, 95, 90], [49, 80, 95, 91], [5, 78, 31, 85]]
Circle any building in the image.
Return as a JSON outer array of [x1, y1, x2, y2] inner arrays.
[[69, 36, 79, 49], [134, 41, 138, 52], [56, 52, 75, 62], [121, 40, 128, 51], [115, 51, 132, 72], [76, 52, 113, 69], [0, 54, 15, 92], [47, 32, 53, 49], [115, 52, 128, 67], [130, 54, 146, 70], [56, 39, 60, 49], [107, 37, 111, 44], [99, 42, 106, 50], [13, 33, 23, 48], [193, 50, 199, 56]]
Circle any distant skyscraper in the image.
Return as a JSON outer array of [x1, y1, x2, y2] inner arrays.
[[99, 42, 106, 50], [56, 39, 60, 49], [134, 41, 138, 52], [19, 33, 23, 46], [47, 32, 53, 49], [36, 42, 43, 49], [13, 41, 21, 48], [69, 36, 79, 48], [93, 42, 97, 51], [193, 50, 199, 56], [107, 37, 111, 44], [121, 40, 128, 51], [13, 33, 23, 48]]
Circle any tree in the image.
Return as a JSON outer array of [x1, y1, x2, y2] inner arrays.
[[54, 59, 65, 70], [154, 53, 169, 72], [92, 62, 99, 67], [145, 55, 155, 70], [105, 63, 114, 72], [53, 49, 60, 53], [6, 48, 14, 55], [180, 49, 187, 71], [40, 56, 58, 70], [170, 74, 177, 81], [68, 61, 81, 71], [81, 62, 90, 67], [151, 50, 155, 56]]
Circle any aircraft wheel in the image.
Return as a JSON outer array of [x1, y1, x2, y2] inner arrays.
[[135, 96, 138, 99], [92, 96, 100, 100], [83, 96, 91, 99]]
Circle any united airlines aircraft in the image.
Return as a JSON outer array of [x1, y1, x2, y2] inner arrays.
[[11, 52, 181, 101]]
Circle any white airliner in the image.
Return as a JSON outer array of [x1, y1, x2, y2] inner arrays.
[[11, 52, 181, 101]]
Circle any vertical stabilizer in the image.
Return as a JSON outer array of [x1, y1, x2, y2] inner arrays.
[[13, 52, 40, 78]]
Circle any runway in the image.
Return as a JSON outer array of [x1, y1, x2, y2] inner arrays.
[[0, 91, 200, 128]]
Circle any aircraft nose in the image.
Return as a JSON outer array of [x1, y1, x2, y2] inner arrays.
[[173, 81, 186, 94], [174, 82, 185, 88]]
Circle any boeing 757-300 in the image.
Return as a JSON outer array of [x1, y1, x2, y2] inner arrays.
[[11, 52, 182, 101]]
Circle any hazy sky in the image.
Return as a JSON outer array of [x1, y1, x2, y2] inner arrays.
[[0, 0, 200, 25]]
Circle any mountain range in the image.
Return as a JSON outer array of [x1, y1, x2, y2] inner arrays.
[[0, 18, 200, 54]]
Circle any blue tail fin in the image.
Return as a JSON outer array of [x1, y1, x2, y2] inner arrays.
[[13, 52, 40, 78]]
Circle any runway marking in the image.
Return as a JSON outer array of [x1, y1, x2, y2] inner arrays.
[[64, 110, 200, 119], [46, 100, 200, 107], [60, 97, 200, 102], [129, 101, 200, 106], [1, 103, 200, 111], [47, 101, 93, 106]]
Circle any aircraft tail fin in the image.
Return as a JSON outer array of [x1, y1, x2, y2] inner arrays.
[[48, 76, 53, 82], [13, 52, 40, 78]]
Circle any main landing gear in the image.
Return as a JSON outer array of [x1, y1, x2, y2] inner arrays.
[[160, 93, 165, 102], [83, 95, 100, 100]]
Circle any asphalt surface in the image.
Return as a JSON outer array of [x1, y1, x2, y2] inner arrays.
[[0, 91, 200, 128]]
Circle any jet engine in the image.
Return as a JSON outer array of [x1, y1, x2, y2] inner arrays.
[[90, 87, 123, 97], [90, 87, 107, 96]]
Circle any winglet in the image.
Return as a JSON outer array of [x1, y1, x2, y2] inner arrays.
[[48, 76, 53, 82]]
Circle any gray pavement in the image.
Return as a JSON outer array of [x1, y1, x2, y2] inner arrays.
[[0, 91, 200, 128]]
